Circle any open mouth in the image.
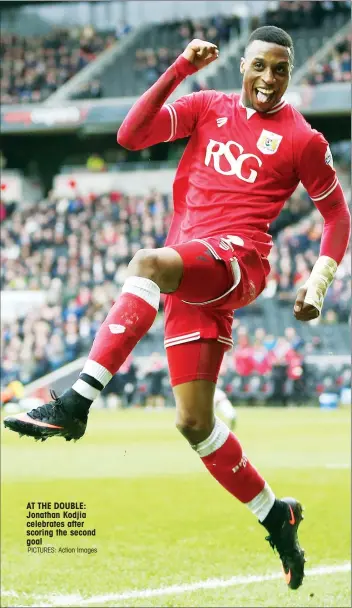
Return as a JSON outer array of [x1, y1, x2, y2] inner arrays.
[[254, 88, 274, 104]]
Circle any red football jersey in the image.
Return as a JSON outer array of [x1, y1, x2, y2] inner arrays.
[[163, 91, 338, 257]]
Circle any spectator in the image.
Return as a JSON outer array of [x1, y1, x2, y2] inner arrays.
[[0, 26, 117, 104], [0, 188, 173, 388], [143, 352, 167, 409], [1, 160, 349, 392], [263, 0, 349, 30], [133, 13, 239, 90], [303, 34, 351, 85]]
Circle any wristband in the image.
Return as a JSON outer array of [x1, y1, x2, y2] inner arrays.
[[303, 255, 337, 313]]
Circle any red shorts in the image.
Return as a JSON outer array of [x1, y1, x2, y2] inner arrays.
[[164, 235, 270, 386]]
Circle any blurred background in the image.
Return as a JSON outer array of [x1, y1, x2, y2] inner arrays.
[[1, 0, 351, 413]]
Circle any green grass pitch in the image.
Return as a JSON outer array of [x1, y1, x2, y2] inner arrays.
[[1, 406, 350, 607]]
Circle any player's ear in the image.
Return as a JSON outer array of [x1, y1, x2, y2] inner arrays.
[[240, 57, 245, 74]]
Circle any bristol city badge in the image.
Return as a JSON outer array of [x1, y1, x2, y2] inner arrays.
[[256, 129, 283, 155]]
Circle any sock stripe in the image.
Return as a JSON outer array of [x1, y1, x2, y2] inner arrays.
[[194, 417, 230, 457], [245, 482, 276, 521], [122, 276, 160, 311], [72, 379, 100, 402], [82, 360, 112, 387], [79, 373, 104, 391]]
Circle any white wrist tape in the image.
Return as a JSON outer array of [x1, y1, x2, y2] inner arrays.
[[303, 256, 337, 313]]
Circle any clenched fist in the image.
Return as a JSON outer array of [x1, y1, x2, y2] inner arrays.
[[293, 286, 320, 322], [182, 39, 219, 70]]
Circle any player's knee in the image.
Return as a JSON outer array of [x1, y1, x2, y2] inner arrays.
[[127, 247, 183, 292], [175, 414, 213, 444], [128, 249, 161, 283]]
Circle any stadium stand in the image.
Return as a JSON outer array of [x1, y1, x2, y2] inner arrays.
[[0, 26, 117, 104], [262, 0, 350, 30], [0, 1, 350, 409], [204, 1, 350, 92], [302, 32, 351, 85], [2, 3, 348, 101], [1, 162, 350, 397], [98, 14, 241, 98]]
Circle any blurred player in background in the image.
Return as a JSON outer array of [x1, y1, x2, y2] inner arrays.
[[214, 387, 237, 431], [5, 25, 350, 590]]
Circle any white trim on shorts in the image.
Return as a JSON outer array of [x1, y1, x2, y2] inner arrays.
[[164, 331, 201, 348], [164, 333, 233, 350], [164, 237, 241, 350], [181, 239, 241, 306], [191, 238, 221, 260]]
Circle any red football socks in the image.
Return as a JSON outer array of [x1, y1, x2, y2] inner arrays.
[[72, 277, 160, 402], [88, 290, 158, 374], [195, 417, 275, 520]]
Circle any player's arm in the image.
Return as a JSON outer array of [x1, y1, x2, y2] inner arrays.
[[294, 133, 351, 321], [117, 39, 218, 150]]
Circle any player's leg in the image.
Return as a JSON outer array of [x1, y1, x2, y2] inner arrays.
[[169, 341, 277, 515], [3, 247, 184, 440], [167, 338, 305, 589]]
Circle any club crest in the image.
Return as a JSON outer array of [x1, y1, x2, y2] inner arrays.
[[256, 129, 283, 155]]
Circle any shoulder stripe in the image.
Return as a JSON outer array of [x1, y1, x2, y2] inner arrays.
[[313, 176, 338, 198], [169, 104, 177, 138], [164, 103, 177, 142], [310, 176, 338, 202]]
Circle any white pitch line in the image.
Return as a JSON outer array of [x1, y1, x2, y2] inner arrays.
[[74, 563, 352, 605], [2, 562, 350, 607]]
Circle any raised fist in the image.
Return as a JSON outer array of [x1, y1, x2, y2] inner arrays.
[[182, 39, 219, 70]]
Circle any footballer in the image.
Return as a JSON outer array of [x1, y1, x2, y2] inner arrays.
[[5, 26, 350, 589]]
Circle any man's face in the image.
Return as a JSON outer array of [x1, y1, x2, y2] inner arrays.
[[240, 40, 292, 113]]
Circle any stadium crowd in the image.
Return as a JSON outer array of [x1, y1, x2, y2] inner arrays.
[[132, 2, 350, 90], [263, 0, 350, 30], [265, 207, 351, 324], [96, 322, 351, 410], [0, 25, 117, 104], [303, 33, 351, 85], [1, 172, 350, 390], [1, 1, 349, 103], [1, 189, 170, 386], [134, 14, 240, 89]]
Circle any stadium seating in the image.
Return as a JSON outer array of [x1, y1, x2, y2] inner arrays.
[[1, 4, 349, 103], [1, 3, 350, 405], [302, 32, 351, 85], [72, 4, 350, 99], [205, 3, 350, 92], [94, 2, 349, 98], [1, 159, 350, 395], [0, 26, 117, 104], [99, 14, 240, 98]]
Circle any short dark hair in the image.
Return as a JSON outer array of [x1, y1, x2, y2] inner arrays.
[[246, 26, 294, 66]]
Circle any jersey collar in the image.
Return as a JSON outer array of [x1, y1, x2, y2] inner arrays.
[[239, 96, 287, 119]]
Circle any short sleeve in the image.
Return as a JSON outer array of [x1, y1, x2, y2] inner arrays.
[[298, 132, 338, 202], [163, 90, 213, 142]]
